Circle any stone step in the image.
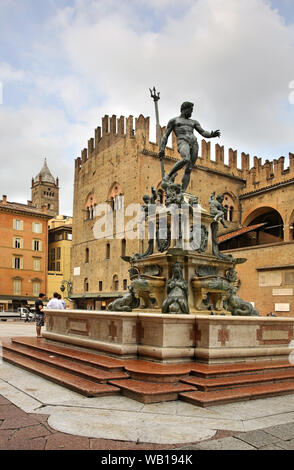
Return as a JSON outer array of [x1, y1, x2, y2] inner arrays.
[[181, 369, 294, 391], [2, 349, 121, 398], [180, 381, 294, 407], [108, 378, 197, 404], [180, 370, 294, 391], [189, 360, 294, 378], [10, 337, 125, 371], [2, 341, 129, 383], [123, 361, 191, 383]]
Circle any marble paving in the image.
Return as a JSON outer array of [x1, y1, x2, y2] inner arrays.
[[2, 322, 294, 445], [1, 360, 294, 444]]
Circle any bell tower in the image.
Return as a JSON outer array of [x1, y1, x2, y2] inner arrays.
[[31, 158, 59, 217]]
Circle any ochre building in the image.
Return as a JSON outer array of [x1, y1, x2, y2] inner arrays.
[[71, 113, 294, 315], [47, 215, 72, 305]]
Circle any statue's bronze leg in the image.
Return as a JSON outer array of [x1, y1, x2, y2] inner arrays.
[[182, 143, 198, 192]]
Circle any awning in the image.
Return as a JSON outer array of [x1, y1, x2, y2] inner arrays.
[[0, 296, 36, 301], [218, 223, 267, 243], [257, 264, 294, 271], [70, 292, 124, 299], [97, 292, 125, 299]]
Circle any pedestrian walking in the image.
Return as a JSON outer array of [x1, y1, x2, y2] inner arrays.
[[46, 292, 63, 309], [35, 293, 46, 338]]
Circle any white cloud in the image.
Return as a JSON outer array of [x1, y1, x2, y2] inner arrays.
[[1, 0, 294, 215], [0, 63, 26, 83], [55, 0, 294, 155], [0, 105, 84, 215]]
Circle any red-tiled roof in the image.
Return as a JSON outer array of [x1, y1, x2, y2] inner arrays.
[[217, 223, 267, 243], [0, 200, 49, 217]]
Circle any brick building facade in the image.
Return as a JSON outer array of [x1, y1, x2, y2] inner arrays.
[[0, 196, 50, 311], [71, 113, 294, 315]]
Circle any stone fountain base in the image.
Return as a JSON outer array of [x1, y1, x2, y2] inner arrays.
[[43, 309, 294, 364]]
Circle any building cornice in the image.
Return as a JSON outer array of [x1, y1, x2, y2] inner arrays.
[[240, 177, 294, 199]]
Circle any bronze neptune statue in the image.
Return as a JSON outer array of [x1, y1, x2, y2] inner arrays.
[[159, 102, 221, 191]]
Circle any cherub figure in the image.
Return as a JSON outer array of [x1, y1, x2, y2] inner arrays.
[[209, 192, 228, 228], [140, 186, 159, 222], [161, 173, 185, 207]]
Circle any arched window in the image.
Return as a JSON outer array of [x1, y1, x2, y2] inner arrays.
[[108, 182, 124, 211], [85, 248, 89, 263], [84, 278, 89, 292], [106, 243, 110, 259], [223, 193, 236, 223], [85, 193, 97, 220]]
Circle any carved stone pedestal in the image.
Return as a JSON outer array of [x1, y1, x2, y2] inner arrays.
[[43, 309, 294, 364]]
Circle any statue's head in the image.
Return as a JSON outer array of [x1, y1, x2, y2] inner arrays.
[[228, 286, 237, 295], [226, 269, 237, 282], [180, 101, 194, 118], [173, 262, 183, 279], [142, 195, 150, 203], [216, 194, 224, 203]]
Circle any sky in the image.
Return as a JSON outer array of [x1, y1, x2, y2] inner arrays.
[[1, 0, 294, 215]]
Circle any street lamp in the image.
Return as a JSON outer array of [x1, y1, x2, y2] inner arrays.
[[60, 280, 73, 300]]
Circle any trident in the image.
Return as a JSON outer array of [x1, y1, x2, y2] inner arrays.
[[149, 86, 165, 178]]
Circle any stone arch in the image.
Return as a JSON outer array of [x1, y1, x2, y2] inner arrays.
[[242, 205, 283, 226], [242, 206, 284, 243]]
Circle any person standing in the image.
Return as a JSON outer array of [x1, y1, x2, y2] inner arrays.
[[57, 294, 67, 309], [47, 292, 63, 309], [35, 293, 46, 338]]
